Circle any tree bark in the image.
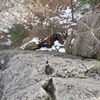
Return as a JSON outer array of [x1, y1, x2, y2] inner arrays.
[[70, 0, 74, 20]]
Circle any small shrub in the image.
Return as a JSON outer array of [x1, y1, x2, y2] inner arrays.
[[35, 13, 45, 22], [8, 24, 28, 46], [10, 34, 23, 46], [8, 24, 28, 36]]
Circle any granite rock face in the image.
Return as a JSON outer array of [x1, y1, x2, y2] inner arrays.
[[0, 50, 100, 100], [65, 13, 100, 60]]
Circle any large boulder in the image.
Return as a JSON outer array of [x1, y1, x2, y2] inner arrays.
[[77, 13, 100, 32], [66, 13, 100, 60], [72, 29, 100, 59], [0, 50, 100, 100]]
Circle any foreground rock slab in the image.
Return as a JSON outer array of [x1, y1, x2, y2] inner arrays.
[[0, 50, 100, 100]]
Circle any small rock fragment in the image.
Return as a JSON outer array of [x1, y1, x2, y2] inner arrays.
[[45, 61, 54, 75], [0, 56, 5, 70], [41, 78, 56, 100]]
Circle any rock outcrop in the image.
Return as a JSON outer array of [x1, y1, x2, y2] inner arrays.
[[65, 13, 100, 60], [38, 33, 64, 48], [21, 33, 64, 50], [0, 50, 100, 100]]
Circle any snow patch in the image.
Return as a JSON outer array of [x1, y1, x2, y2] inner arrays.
[[2, 39, 12, 46], [58, 48, 66, 53], [37, 47, 52, 51], [68, 28, 73, 35], [1, 59, 5, 64], [30, 37, 40, 44], [71, 38, 75, 44], [7, 35, 11, 38], [0, 36, 4, 39], [54, 40, 62, 46], [37, 40, 65, 53]]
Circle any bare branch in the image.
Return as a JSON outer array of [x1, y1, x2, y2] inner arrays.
[[32, 0, 46, 16], [83, 23, 100, 44], [88, 46, 99, 57]]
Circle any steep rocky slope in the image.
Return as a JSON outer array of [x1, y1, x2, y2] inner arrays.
[[0, 50, 100, 100]]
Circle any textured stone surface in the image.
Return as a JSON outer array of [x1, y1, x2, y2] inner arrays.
[[0, 50, 100, 100], [66, 13, 100, 60]]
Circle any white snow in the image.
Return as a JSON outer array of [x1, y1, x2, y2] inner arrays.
[[37, 47, 52, 51], [71, 38, 75, 44], [37, 40, 65, 53], [82, 4, 90, 9], [30, 37, 40, 44], [0, 36, 4, 39], [7, 35, 11, 37], [60, 6, 72, 21], [54, 40, 62, 46], [59, 19, 67, 24], [74, 12, 83, 20], [51, 40, 64, 50], [62, 7, 71, 17], [58, 48, 66, 53], [2, 39, 12, 46], [0, 29, 9, 33], [49, 4, 83, 26], [1, 59, 5, 64], [68, 28, 73, 35]]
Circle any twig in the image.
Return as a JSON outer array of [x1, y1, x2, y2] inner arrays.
[[83, 23, 100, 44], [82, 63, 88, 71]]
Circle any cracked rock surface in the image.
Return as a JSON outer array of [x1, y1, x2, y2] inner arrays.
[[0, 50, 100, 100]]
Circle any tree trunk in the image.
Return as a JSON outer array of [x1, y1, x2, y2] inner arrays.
[[70, 0, 74, 20]]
